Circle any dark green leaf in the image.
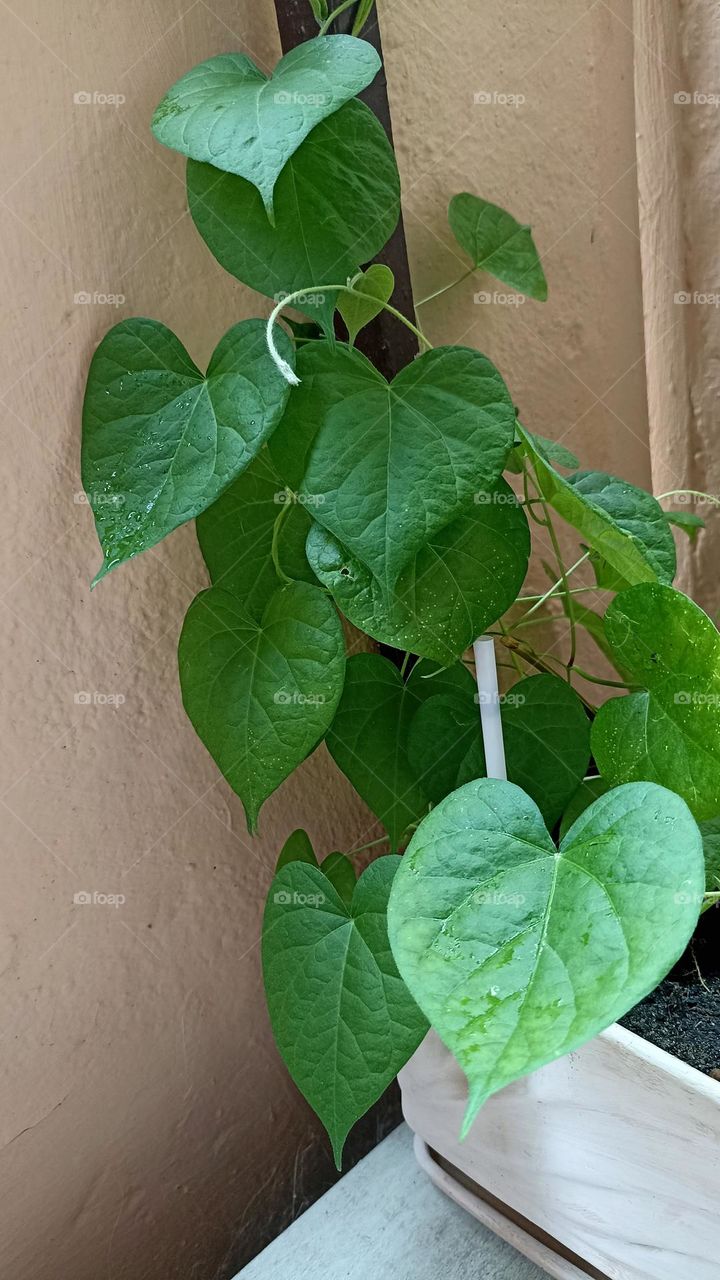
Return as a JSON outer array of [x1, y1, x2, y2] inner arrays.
[[665, 510, 705, 542], [522, 430, 579, 471], [388, 778, 704, 1135], [270, 342, 516, 588], [263, 856, 428, 1165], [320, 851, 356, 906], [178, 581, 345, 832], [558, 776, 610, 840], [276, 828, 318, 871], [326, 654, 429, 849], [152, 38, 379, 217], [306, 479, 529, 663], [82, 319, 294, 582], [188, 100, 400, 335], [520, 429, 677, 586], [700, 816, 720, 894], [591, 584, 720, 820], [407, 671, 591, 828], [196, 451, 315, 620], [337, 265, 395, 344], [448, 193, 547, 301]]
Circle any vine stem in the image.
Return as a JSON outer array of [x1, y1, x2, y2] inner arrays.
[[415, 268, 474, 308], [271, 495, 294, 585], [657, 488, 720, 508], [265, 284, 432, 385], [519, 551, 591, 620], [318, 0, 358, 35]]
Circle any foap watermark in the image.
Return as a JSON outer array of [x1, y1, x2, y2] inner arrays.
[[675, 290, 720, 308], [475, 691, 526, 708], [273, 690, 326, 706], [74, 690, 126, 707], [674, 890, 705, 907], [73, 90, 126, 107], [674, 691, 720, 707], [475, 289, 526, 307], [474, 489, 519, 506], [74, 290, 126, 308], [74, 490, 125, 508], [674, 90, 720, 108], [273, 888, 326, 907], [274, 490, 326, 508], [274, 289, 326, 308], [474, 90, 526, 108], [274, 90, 328, 107], [73, 890, 126, 908], [475, 890, 526, 906]]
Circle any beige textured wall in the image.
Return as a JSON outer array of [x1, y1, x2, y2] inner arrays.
[[0, 1, 694, 1277]]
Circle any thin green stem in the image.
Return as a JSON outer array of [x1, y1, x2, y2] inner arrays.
[[658, 489, 720, 508], [271, 496, 293, 585], [415, 268, 474, 308], [318, 0, 357, 35], [570, 667, 636, 690], [400, 650, 412, 678], [348, 833, 390, 856], [519, 551, 591, 620], [516, 584, 598, 604]]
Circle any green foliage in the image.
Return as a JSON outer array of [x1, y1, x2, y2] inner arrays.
[[178, 581, 345, 833], [188, 100, 400, 334], [448, 193, 548, 301], [337, 264, 395, 343], [592, 584, 720, 820], [82, 319, 293, 581], [407, 671, 591, 828], [388, 779, 704, 1135], [306, 478, 530, 664], [80, 29, 718, 1161], [152, 39, 379, 217], [263, 854, 427, 1166], [269, 341, 517, 589], [326, 654, 429, 849]]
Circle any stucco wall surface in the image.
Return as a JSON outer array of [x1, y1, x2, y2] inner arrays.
[[1, 1, 709, 1278]]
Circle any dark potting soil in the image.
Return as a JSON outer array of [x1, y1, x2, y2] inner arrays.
[[620, 907, 720, 1078]]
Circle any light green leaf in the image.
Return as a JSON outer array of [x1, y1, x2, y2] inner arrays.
[[407, 671, 591, 828], [263, 855, 428, 1165], [326, 654, 429, 849], [520, 429, 677, 586], [591, 584, 720, 820], [306, 479, 529, 663], [665, 510, 705, 542], [188, 99, 400, 335], [337, 265, 395, 344], [270, 341, 516, 589], [178, 581, 345, 833], [388, 778, 704, 1135], [196, 451, 315, 620], [276, 828, 318, 871], [523, 430, 579, 471], [81, 319, 294, 583], [152, 38, 379, 217], [320, 851, 356, 906], [448, 193, 547, 301]]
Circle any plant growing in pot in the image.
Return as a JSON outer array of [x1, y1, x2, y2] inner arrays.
[[80, 12, 719, 1265]]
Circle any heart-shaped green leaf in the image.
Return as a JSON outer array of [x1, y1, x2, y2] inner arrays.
[[591, 584, 720, 820], [152, 37, 380, 217], [196, 451, 315, 621], [448, 193, 548, 301], [407, 671, 591, 828], [82, 319, 293, 582], [520, 429, 677, 587], [326, 654, 429, 849], [270, 342, 516, 589], [188, 99, 400, 335], [305, 479, 529, 663], [263, 855, 428, 1165], [178, 581, 345, 832], [337, 265, 395, 344], [388, 778, 704, 1135]]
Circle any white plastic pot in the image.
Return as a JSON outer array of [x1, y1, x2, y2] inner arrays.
[[399, 1024, 720, 1280]]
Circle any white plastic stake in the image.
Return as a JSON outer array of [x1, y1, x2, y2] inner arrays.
[[473, 636, 507, 780]]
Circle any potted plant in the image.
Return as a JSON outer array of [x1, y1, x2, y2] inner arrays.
[[80, 12, 720, 1278]]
